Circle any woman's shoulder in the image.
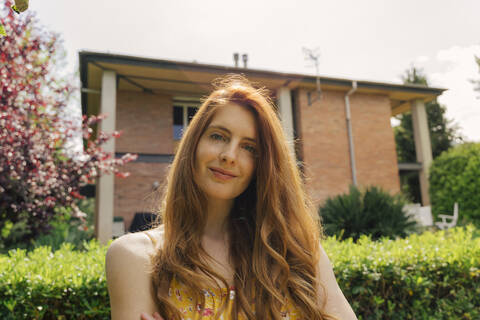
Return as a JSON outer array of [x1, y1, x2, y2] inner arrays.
[[107, 224, 165, 261], [105, 225, 165, 318]]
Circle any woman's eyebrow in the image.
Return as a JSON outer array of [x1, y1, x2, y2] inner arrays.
[[208, 125, 257, 143]]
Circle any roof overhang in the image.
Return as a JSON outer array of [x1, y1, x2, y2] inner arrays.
[[79, 51, 446, 117]]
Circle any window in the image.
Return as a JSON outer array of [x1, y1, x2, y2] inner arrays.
[[173, 103, 199, 140]]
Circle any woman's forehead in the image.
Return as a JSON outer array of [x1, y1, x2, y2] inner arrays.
[[208, 103, 258, 140]]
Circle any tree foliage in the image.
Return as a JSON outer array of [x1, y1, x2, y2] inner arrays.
[[394, 67, 462, 202], [0, 1, 136, 249], [429, 143, 480, 226], [395, 67, 461, 162]]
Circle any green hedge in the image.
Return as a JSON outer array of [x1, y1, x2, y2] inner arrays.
[[1, 227, 479, 319], [323, 225, 480, 319], [0, 241, 109, 320]]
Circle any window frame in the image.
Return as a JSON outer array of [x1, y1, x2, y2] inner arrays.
[[173, 102, 199, 141]]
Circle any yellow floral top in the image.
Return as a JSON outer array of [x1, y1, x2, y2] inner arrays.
[[169, 276, 302, 319], [143, 230, 302, 319]]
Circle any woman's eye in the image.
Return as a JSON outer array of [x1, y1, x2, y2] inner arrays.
[[243, 145, 257, 154], [210, 133, 225, 141]]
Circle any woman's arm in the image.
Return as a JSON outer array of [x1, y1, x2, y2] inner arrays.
[[316, 243, 358, 319], [106, 232, 159, 320]]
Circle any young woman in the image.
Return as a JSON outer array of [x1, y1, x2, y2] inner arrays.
[[106, 75, 357, 320]]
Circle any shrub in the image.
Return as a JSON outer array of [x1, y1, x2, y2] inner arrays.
[[1, 227, 479, 319], [319, 185, 417, 241], [429, 142, 480, 227], [29, 204, 94, 252], [0, 241, 110, 319], [326, 225, 480, 319], [0, 198, 95, 254]]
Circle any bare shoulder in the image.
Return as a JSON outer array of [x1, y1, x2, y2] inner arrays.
[[107, 224, 165, 258], [316, 242, 358, 319], [105, 225, 165, 320]]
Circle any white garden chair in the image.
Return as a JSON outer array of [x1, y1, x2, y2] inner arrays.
[[435, 202, 459, 230], [403, 203, 433, 227]]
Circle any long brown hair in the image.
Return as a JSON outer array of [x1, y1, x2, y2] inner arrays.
[[150, 74, 334, 319]]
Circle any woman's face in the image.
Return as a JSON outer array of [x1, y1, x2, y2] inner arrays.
[[194, 103, 258, 202]]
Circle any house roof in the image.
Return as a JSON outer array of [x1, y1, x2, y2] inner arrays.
[[79, 51, 446, 117]]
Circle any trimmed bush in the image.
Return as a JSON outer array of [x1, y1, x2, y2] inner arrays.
[[429, 142, 480, 226], [319, 185, 417, 241], [324, 225, 480, 319], [0, 241, 109, 319], [1, 227, 479, 319]]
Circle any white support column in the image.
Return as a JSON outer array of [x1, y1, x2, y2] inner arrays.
[[276, 87, 295, 157], [95, 70, 117, 244], [411, 99, 433, 205]]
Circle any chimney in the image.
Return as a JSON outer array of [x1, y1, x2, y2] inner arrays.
[[233, 53, 239, 68], [242, 54, 248, 68]]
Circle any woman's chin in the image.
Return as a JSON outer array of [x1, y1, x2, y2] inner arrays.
[[206, 193, 236, 202], [203, 189, 240, 202]]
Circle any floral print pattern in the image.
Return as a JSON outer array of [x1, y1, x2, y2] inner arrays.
[[169, 276, 301, 319]]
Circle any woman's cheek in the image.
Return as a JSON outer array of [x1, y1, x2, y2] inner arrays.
[[241, 158, 256, 182]]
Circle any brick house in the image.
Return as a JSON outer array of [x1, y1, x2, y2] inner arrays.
[[79, 51, 445, 243]]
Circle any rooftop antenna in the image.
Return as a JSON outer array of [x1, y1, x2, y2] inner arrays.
[[302, 47, 322, 106]]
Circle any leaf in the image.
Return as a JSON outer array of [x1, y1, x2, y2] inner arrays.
[[3, 299, 16, 312], [13, 0, 29, 12], [11, 5, 21, 14], [0, 23, 6, 37], [374, 296, 385, 306], [352, 286, 366, 294]]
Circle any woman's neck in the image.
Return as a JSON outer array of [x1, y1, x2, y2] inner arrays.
[[203, 197, 234, 241]]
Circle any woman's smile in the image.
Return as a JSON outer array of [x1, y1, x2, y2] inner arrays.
[[209, 167, 237, 181]]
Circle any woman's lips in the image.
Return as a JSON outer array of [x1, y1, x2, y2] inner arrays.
[[209, 168, 236, 180]]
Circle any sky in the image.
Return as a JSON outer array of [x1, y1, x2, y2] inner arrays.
[[27, 0, 480, 142]]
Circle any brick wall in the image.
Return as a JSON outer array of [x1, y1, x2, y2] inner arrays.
[[297, 89, 352, 205], [116, 91, 173, 154], [114, 162, 170, 230], [114, 90, 173, 228], [350, 92, 400, 194], [296, 89, 400, 207]]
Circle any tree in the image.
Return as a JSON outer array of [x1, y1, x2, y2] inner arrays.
[[429, 143, 480, 226], [0, 1, 136, 249], [394, 67, 462, 203]]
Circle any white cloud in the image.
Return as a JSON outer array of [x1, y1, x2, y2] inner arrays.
[[414, 55, 430, 64]]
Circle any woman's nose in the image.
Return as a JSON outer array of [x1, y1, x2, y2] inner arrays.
[[219, 143, 237, 164]]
